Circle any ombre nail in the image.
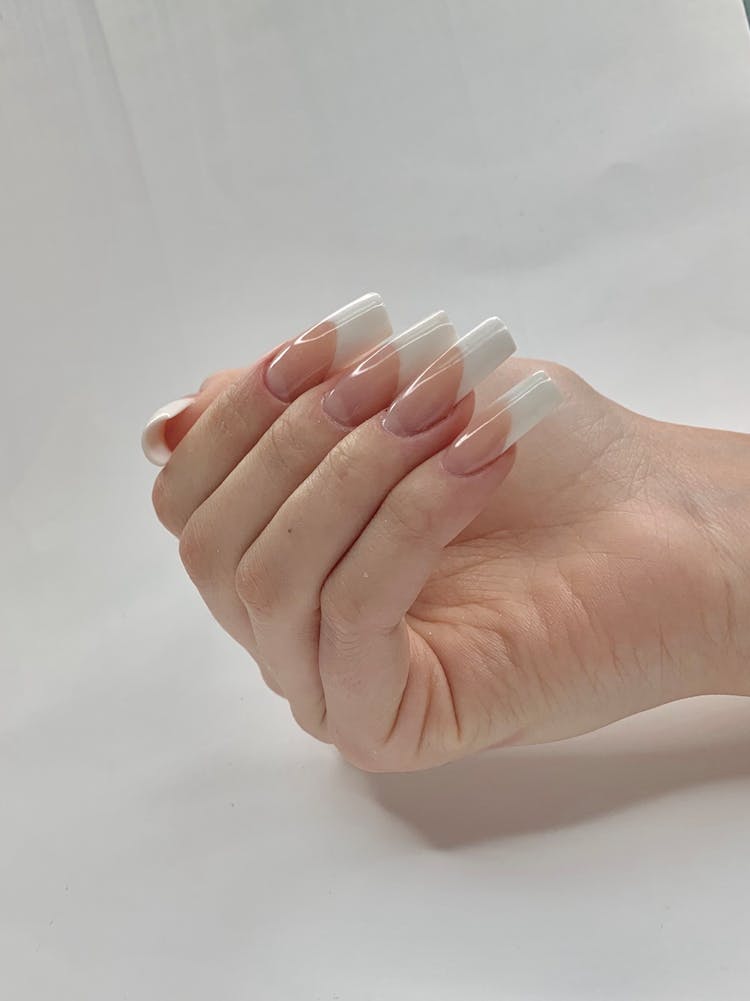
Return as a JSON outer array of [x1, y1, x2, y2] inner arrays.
[[382, 317, 516, 436], [264, 293, 392, 402], [443, 370, 563, 475], [322, 311, 457, 427], [141, 396, 196, 466]]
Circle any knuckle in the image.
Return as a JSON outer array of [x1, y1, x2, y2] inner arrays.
[[151, 471, 180, 535], [289, 698, 329, 744], [212, 375, 256, 443], [331, 731, 395, 773], [319, 579, 362, 637], [234, 546, 276, 620], [321, 436, 365, 494], [257, 661, 285, 698], [178, 514, 212, 587], [384, 486, 437, 544], [262, 411, 308, 479]]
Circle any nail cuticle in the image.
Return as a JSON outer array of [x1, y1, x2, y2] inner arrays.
[[262, 357, 293, 403], [379, 400, 465, 441], [320, 395, 360, 431]]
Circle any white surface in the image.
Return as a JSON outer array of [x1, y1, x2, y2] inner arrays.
[[2, 1, 750, 998]]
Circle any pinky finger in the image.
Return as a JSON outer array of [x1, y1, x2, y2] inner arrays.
[[141, 367, 250, 465], [318, 370, 563, 768]]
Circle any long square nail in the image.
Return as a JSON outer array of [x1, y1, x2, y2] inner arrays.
[[321, 311, 457, 427], [382, 317, 516, 436], [443, 370, 563, 475], [264, 293, 392, 402]]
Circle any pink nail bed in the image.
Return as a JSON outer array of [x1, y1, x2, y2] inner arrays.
[[264, 293, 392, 403], [382, 317, 516, 436], [322, 311, 457, 427]]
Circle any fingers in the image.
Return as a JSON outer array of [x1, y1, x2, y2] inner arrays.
[[237, 396, 476, 734], [319, 447, 518, 766], [146, 294, 392, 536], [151, 350, 288, 537], [318, 371, 563, 768], [144, 283, 563, 762], [182, 311, 464, 667], [255, 655, 285, 698], [141, 367, 248, 466], [234, 319, 517, 734]]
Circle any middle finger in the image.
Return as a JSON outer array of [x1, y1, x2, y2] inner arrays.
[[238, 318, 518, 734], [180, 310, 459, 653]]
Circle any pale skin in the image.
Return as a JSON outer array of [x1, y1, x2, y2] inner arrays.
[[149, 355, 750, 772]]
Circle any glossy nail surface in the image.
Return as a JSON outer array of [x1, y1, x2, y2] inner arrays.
[[265, 293, 392, 402], [443, 370, 562, 475], [141, 396, 196, 466], [322, 311, 457, 427], [382, 317, 516, 436]]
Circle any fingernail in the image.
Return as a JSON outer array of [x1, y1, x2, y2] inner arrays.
[[443, 370, 562, 475], [264, 293, 392, 402], [382, 317, 516, 436], [141, 396, 196, 466], [322, 311, 457, 427]]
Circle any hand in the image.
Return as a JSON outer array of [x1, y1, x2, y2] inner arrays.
[[144, 296, 750, 771]]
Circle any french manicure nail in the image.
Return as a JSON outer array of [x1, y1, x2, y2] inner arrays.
[[264, 293, 392, 402], [141, 396, 196, 466], [443, 370, 563, 475], [322, 311, 457, 427], [382, 317, 516, 436]]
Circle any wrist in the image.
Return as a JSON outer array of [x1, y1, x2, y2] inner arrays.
[[655, 420, 750, 696]]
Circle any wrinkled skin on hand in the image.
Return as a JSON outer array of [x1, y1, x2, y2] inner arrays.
[[153, 358, 750, 772]]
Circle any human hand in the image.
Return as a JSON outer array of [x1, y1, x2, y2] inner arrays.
[[143, 295, 750, 771]]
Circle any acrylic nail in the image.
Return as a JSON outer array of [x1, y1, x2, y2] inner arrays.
[[443, 370, 563, 475], [382, 317, 516, 436], [264, 293, 392, 402], [321, 310, 457, 427], [141, 395, 196, 466]]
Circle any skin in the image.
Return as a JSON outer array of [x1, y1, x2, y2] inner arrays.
[[150, 356, 750, 772]]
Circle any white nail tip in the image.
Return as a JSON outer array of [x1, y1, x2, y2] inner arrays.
[[329, 293, 393, 367], [455, 318, 516, 399], [141, 396, 195, 466], [390, 310, 457, 386], [498, 371, 563, 449]]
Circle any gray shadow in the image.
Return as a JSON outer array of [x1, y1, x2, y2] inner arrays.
[[358, 705, 750, 849]]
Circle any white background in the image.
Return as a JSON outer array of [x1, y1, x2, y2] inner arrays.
[[2, 1, 750, 998]]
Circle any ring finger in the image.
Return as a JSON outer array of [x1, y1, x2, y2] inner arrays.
[[149, 293, 393, 536], [181, 310, 463, 659], [235, 318, 517, 732]]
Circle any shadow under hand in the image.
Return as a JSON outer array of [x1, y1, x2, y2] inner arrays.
[[359, 697, 750, 849]]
